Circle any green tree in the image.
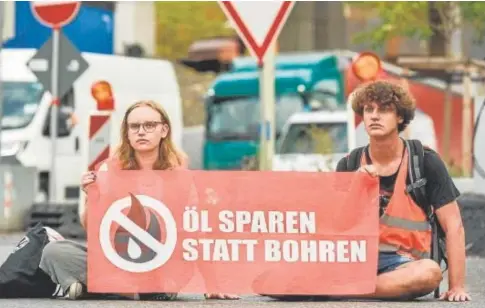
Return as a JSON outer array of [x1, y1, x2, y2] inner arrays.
[[346, 2, 485, 52], [155, 2, 234, 60], [154, 2, 237, 127]]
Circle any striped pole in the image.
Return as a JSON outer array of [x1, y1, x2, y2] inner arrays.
[[87, 112, 112, 171], [78, 111, 113, 220], [3, 169, 13, 219]]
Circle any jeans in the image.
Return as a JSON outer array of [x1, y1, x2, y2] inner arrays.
[[378, 252, 413, 274]]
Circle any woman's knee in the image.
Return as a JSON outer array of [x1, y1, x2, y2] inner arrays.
[[40, 240, 70, 265]]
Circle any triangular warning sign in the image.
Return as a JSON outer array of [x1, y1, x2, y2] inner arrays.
[[218, 1, 294, 65]]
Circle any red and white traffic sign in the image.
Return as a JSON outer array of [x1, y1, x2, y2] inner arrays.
[[31, 1, 81, 29], [218, 1, 294, 65]]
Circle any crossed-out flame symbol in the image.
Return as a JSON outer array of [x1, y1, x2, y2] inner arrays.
[[113, 193, 162, 263]]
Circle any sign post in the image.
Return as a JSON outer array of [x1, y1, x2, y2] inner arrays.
[[29, 1, 83, 203], [218, 1, 294, 171], [259, 42, 276, 171]]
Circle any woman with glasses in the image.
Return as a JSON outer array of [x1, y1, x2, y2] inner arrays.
[[39, 100, 240, 301]]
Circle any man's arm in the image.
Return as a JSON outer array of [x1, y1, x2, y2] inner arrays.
[[423, 150, 469, 298], [435, 201, 466, 291]]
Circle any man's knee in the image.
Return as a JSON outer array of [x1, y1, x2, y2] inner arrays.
[[419, 259, 443, 289], [405, 259, 442, 299]]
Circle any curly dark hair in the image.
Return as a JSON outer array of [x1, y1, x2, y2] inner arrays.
[[351, 80, 416, 132]]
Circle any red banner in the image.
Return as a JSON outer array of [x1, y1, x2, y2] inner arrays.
[[87, 170, 379, 296]]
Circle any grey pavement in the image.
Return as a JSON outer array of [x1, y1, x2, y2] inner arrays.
[[0, 233, 483, 308]]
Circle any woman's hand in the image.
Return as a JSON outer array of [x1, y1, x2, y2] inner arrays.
[[81, 171, 96, 193], [204, 293, 240, 300]]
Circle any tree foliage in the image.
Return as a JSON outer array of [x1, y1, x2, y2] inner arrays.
[[346, 2, 485, 50], [155, 2, 234, 60]]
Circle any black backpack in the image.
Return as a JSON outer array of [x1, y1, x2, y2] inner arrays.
[[345, 139, 448, 295], [0, 223, 60, 298]]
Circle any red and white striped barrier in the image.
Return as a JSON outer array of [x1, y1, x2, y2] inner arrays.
[[87, 112, 113, 171], [3, 170, 13, 219], [79, 111, 113, 219]]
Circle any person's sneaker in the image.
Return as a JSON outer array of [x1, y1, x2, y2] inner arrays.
[[67, 281, 85, 300], [139, 293, 178, 301]]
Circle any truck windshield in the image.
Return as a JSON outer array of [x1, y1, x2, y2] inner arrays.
[[2, 82, 44, 130], [278, 122, 348, 154], [207, 94, 305, 140]]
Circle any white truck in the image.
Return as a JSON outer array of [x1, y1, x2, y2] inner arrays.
[[0, 48, 183, 207], [273, 107, 356, 172], [273, 106, 438, 172]]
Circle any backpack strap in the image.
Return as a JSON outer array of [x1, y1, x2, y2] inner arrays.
[[404, 139, 448, 274], [404, 139, 430, 215], [346, 146, 367, 171]]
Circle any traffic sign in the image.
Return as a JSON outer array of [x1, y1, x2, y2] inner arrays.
[[218, 1, 294, 65], [27, 31, 89, 101], [31, 0, 81, 29], [26, 25, 88, 204]]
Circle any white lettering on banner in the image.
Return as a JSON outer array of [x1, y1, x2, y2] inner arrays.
[[179, 207, 368, 263], [182, 207, 212, 233], [265, 240, 367, 263], [182, 239, 258, 261], [218, 210, 316, 234]]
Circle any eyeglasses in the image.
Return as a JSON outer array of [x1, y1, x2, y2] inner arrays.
[[127, 121, 163, 133]]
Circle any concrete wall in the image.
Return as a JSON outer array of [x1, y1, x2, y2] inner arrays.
[[0, 165, 37, 232], [114, 2, 155, 56], [0, 1, 15, 42], [279, 2, 347, 52]]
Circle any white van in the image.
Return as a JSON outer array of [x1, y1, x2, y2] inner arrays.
[[273, 107, 356, 172], [0, 48, 183, 205]]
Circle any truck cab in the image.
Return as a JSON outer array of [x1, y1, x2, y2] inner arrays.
[[203, 52, 347, 170]]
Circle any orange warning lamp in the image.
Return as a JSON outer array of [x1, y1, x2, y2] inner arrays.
[[352, 52, 382, 82], [91, 80, 114, 111]]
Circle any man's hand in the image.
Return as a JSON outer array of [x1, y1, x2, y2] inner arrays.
[[204, 293, 240, 300], [440, 287, 471, 301], [358, 164, 378, 177]]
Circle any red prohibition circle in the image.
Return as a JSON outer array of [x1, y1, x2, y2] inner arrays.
[[30, 1, 81, 29]]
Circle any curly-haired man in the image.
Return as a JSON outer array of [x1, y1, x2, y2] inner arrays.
[[336, 80, 470, 301]]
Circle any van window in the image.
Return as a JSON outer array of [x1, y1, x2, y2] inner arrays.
[[42, 87, 76, 137], [278, 122, 349, 154], [2, 82, 44, 130]]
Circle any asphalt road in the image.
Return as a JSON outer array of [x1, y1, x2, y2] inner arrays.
[[0, 233, 484, 308]]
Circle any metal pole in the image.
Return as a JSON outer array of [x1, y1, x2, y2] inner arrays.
[[258, 41, 276, 171], [49, 28, 60, 203]]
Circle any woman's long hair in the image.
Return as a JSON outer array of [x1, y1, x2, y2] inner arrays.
[[115, 100, 187, 170]]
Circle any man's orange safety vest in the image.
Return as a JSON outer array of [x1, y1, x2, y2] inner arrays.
[[361, 148, 432, 260]]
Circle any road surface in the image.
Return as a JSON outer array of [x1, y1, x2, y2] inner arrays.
[[0, 233, 483, 308]]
